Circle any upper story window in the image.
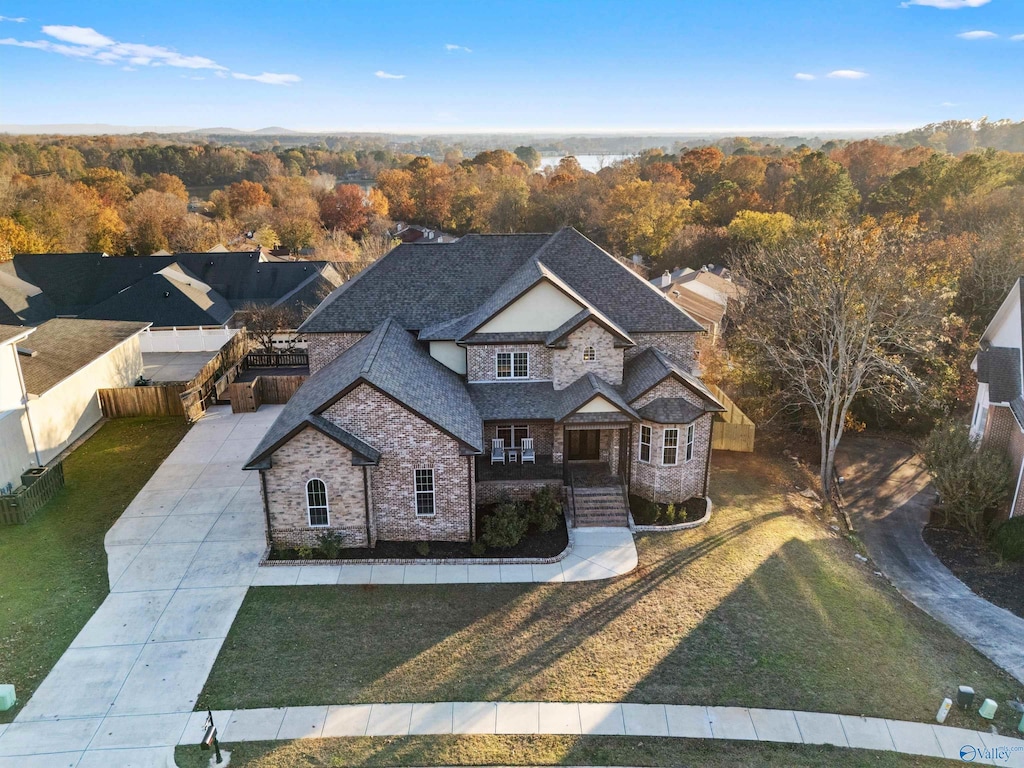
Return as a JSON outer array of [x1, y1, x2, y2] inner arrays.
[[306, 478, 329, 527], [639, 425, 652, 463], [662, 428, 679, 466], [582, 345, 596, 362], [415, 468, 435, 517], [496, 351, 529, 379]]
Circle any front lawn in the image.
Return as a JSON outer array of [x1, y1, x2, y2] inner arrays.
[[0, 417, 190, 722], [197, 452, 1022, 734], [174, 735, 950, 768]]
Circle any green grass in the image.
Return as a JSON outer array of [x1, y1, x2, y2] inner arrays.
[[174, 735, 951, 768], [198, 451, 1023, 734], [0, 417, 190, 722]]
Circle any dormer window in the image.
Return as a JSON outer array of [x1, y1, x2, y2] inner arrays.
[[582, 345, 596, 362], [496, 351, 529, 379]]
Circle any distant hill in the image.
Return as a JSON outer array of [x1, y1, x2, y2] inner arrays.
[[0, 123, 196, 135]]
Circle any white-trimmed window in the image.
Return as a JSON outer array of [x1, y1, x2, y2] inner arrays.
[[497, 424, 529, 448], [582, 345, 596, 362], [496, 351, 529, 379], [662, 428, 679, 466], [306, 478, 329, 527], [685, 424, 695, 462], [639, 425, 652, 463], [415, 468, 435, 517]]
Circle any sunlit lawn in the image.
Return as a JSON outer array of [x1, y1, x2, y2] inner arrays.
[[174, 735, 952, 768], [0, 417, 190, 722], [197, 451, 1021, 735]]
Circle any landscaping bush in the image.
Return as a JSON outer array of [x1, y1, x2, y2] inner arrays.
[[481, 501, 529, 549], [663, 502, 678, 524], [629, 494, 660, 525], [921, 419, 1013, 537], [415, 541, 431, 557], [526, 486, 562, 533], [297, 544, 314, 560], [992, 516, 1024, 562], [470, 541, 486, 556], [317, 531, 344, 559]]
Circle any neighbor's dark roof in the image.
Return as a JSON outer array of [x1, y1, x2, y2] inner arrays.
[[79, 267, 234, 327], [246, 319, 483, 468], [300, 228, 702, 335], [979, 346, 1022, 403], [0, 323, 32, 346], [621, 348, 725, 410], [17, 318, 149, 395], [636, 397, 706, 424], [0, 252, 341, 325]]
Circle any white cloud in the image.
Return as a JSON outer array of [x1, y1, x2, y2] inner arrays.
[[957, 29, 998, 38], [232, 71, 300, 85], [1011, 34, 1024, 41], [940, 101, 957, 106], [901, 0, 991, 7], [41, 25, 112, 46], [0, 15, 27, 22], [445, 43, 472, 53], [794, 72, 816, 80], [375, 70, 405, 79], [827, 69, 869, 79]]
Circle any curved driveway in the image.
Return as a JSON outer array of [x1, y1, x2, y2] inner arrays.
[[836, 435, 1024, 685]]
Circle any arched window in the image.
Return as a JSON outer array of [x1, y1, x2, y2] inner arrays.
[[306, 478, 329, 527], [582, 345, 596, 362]]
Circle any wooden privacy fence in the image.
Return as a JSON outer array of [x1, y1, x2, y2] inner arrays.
[[230, 374, 308, 413], [98, 384, 187, 418], [708, 382, 756, 452]]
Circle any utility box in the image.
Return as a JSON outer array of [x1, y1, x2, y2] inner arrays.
[[0, 684, 16, 711], [957, 686, 975, 709]]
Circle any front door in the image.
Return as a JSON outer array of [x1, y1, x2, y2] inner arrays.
[[567, 429, 601, 461]]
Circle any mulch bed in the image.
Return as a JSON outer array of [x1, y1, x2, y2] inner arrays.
[[270, 506, 568, 562], [629, 496, 706, 526], [922, 524, 1024, 619]]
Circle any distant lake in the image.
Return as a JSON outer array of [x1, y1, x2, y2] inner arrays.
[[539, 154, 633, 173]]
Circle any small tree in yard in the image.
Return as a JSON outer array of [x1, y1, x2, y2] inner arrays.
[[735, 221, 953, 497], [921, 419, 1013, 537], [238, 303, 301, 353]]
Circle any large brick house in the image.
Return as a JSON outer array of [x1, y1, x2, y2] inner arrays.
[[970, 277, 1024, 519], [245, 228, 724, 548]]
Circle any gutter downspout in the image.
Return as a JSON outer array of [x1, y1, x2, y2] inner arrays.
[[468, 455, 475, 542], [12, 345, 41, 467], [259, 469, 273, 549], [702, 414, 714, 498]]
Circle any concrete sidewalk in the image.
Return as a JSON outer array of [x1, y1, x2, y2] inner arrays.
[[837, 436, 1024, 685], [5, 701, 1021, 767]]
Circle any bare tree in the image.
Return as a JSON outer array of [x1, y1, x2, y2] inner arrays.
[[237, 302, 302, 353], [734, 224, 953, 495]]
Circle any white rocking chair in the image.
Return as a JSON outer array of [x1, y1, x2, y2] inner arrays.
[[521, 437, 536, 464], [491, 438, 506, 465]]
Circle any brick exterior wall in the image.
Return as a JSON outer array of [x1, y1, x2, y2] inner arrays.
[[323, 384, 474, 542], [483, 421, 554, 455], [307, 332, 367, 373], [262, 427, 368, 549], [984, 405, 1016, 454], [477, 479, 564, 505], [631, 378, 705, 410], [628, 413, 712, 504], [553, 321, 624, 390], [466, 344, 553, 382], [625, 332, 699, 369]]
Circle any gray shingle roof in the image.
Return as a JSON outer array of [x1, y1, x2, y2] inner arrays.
[[300, 228, 702, 335], [621, 348, 725, 411], [0, 324, 32, 346], [978, 346, 1021, 403], [79, 266, 234, 327], [636, 397, 706, 424], [467, 382, 561, 421], [555, 372, 639, 421], [17, 318, 149, 395], [545, 308, 634, 348], [245, 318, 483, 469]]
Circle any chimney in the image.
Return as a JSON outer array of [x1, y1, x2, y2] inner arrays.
[[658, 270, 672, 288]]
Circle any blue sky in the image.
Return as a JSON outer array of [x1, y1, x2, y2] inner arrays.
[[0, 0, 1021, 133]]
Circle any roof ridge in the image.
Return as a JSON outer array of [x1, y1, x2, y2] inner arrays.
[[360, 318, 395, 376]]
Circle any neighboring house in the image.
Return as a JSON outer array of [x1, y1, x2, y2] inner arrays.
[[650, 265, 746, 341], [245, 227, 725, 549], [0, 251, 343, 332], [391, 223, 459, 244], [970, 277, 1024, 518], [0, 318, 148, 491]]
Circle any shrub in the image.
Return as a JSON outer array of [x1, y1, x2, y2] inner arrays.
[[992, 517, 1024, 562], [470, 541, 486, 556], [921, 419, 1013, 537], [481, 501, 529, 549], [317, 530, 344, 559], [526, 486, 562, 533], [663, 502, 677, 524], [415, 541, 431, 557], [297, 544, 314, 560], [629, 494, 660, 525]]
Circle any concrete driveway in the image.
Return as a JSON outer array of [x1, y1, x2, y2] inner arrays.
[[837, 435, 1024, 685], [0, 405, 282, 768]]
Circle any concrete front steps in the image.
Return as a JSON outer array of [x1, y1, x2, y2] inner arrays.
[[573, 486, 629, 527]]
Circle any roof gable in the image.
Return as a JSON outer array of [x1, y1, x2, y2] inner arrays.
[[622, 348, 725, 411]]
